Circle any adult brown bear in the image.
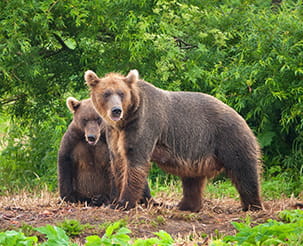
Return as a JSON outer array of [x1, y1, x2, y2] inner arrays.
[[85, 70, 263, 212], [58, 97, 152, 206]]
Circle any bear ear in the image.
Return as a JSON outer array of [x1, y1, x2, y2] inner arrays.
[[66, 97, 80, 113], [85, 70, 100, 87], [125, 69, 139, 84]]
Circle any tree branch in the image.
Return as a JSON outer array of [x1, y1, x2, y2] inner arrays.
[[0, 94, 26, 106], [53, 33, 71, 50], [174, 37, 198, 50]]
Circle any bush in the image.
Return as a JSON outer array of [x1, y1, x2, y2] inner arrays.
[[0, 0, 302, 191]]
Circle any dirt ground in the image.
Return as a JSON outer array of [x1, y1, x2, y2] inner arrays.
[[0, 190, 302, 245]]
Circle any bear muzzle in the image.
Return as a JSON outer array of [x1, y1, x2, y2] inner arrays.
[[110, 106, 123, 121], [86, 134, 98, 145]]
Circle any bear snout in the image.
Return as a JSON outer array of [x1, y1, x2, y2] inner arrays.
[[111, 106, 122, 121], [86, 134, 97, 145]]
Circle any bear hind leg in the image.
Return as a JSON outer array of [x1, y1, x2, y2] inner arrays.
[[225, 164, 263, 211], [177, 176, 207, 212]]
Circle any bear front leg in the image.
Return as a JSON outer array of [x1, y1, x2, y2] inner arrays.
[[139, 180, 152, 206], [58, 133, 81, 203], [177, 176, 207, 212], [58, 152, 77, 203], [107, 128, 155, 210], [114, 164, 150, 210]]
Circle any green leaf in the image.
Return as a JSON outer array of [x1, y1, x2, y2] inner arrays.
[[133, 238, 160, 246], [104, 221, 123, 237], [35, 225, 76, 246], [153, 230, 174, 245], [257, 131, 276, 148], [0, 230, 38, 246], [85, 235, 102, 246], [64, 38, 77, 50]]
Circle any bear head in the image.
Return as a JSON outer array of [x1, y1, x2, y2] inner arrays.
[[66, 97, 104, 145], [84, 70, 140, 126]]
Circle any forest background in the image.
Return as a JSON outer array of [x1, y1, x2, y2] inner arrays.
[[0, 0, 302, 197]]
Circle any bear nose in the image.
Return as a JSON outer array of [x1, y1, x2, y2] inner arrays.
[[87, 135, 96, 142], [111, 107, 122, 117]]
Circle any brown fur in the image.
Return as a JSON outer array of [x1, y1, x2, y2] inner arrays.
[[85, 70, 263, 212], [58, 97, 114, 205], [58, 97, 153, 206]]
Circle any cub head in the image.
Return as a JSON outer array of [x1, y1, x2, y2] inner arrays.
[[84, 70, 140, 126], [66, 97, 104, 145]]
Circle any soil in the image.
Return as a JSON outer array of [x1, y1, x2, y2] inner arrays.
[[0, 191, 302, 245]]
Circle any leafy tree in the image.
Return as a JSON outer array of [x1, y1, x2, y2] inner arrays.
[[0, 0, 302, 191]]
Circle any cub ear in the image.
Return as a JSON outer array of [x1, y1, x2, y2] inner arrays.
[[66, 97, 80, 113], [85, 70, 100, 87], [125, 69, 139, 84]]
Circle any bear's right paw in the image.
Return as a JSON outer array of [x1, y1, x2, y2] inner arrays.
[[60, 191, 82, 203], [110, 199, 135, 211], [177, 200, 201, 212], [91, 194, 111, 206]]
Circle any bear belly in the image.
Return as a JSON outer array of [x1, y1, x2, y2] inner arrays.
[[151, 146, 223, 178], [74, 166, 106, 196], [72, 143, 110, 197]]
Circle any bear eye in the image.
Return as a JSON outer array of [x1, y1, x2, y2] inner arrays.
[[117, 91, 124, 99], [82, 118, 88, 124], [96, 117, 102, 125], [103, 91, 112, 98]]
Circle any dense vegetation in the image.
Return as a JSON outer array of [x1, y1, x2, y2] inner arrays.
[[0, 0, 302, 193], [1, 209, 302, 245]]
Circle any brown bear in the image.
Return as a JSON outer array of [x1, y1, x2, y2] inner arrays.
[[85, 70, 263, 212], [58, 97, 113, 205], [58, 97, 152, 206]]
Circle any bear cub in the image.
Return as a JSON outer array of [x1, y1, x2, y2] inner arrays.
[[58, 97, 153, 206], [58, 97, 114, 206]]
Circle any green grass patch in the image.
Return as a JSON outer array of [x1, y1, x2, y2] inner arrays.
[[262, 174, 303, 199], [150, 175, 301, 201], [206, 179, 238, 199]]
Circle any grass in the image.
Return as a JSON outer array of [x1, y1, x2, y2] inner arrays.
[[149, 176, 302, 202]]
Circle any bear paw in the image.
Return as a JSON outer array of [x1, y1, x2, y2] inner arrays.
[[110, 199, 135, 211], [177, 200, 201, 212], [90, 194, 111, 206]]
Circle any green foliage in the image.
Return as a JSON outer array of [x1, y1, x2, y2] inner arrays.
[[35, 224, 77, 246], [279, 209, 303, 223], [0, 0, 303, 191], [0, 115, 66, 192], [95, 220, 131, 246], [262, 173, 303, 198], [57, 219, 93, 238], [132, 230, 174, 246], [0, 222, 173, 246], [17, 221, 174, 246], [1, 214, 303, 246], [211, 209, 303, 246], [20, 223, 36, 238], [0, 230, 38, 246]]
